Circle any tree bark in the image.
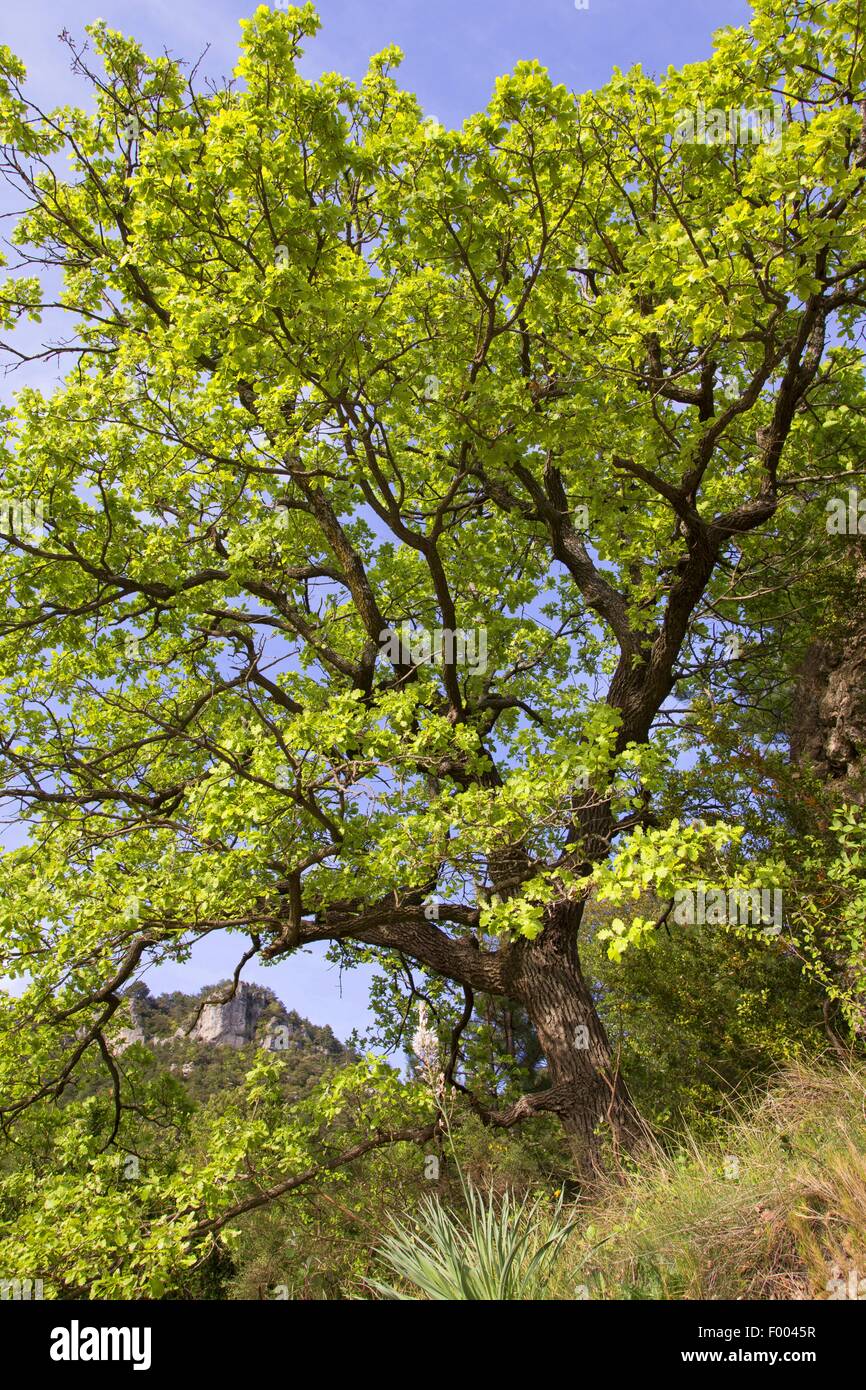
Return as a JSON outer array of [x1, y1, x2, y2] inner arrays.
[[507, 899, 644, 1174]]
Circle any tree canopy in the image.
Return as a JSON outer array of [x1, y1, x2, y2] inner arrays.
[[1, 0, 865, 1294]]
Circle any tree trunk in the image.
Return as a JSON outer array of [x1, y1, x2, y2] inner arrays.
[[509, 900, 644, 1175], [791, 631, 866, 803]]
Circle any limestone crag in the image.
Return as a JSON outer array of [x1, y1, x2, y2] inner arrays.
[[112, 980, 348, 1063], [191, 982, 268, 1048]]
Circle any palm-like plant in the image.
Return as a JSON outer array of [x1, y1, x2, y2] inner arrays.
[[368, 1186, 579, 1300]]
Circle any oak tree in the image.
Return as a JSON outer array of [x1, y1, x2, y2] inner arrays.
[[1, 0, 865, 1179]]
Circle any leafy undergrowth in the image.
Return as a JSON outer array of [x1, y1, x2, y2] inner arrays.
[[372, 1063, 866, 1300]]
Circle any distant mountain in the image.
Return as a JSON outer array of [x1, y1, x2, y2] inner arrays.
[[111, 980, 353, 1101]]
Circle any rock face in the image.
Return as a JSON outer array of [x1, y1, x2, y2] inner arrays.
[[114, 994, 146, 1052], [112, 980, 350, 1084], [261, 1017, 300, 1052], [191, 982, 267, 1048]]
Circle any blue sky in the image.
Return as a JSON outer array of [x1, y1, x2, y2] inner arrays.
[[5, 0, 754, 115], [2, 0, 753, 1042]]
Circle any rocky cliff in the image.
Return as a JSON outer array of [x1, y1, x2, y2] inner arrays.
[[110, 981, 352, 1101], [191, 982, 275, 1048]]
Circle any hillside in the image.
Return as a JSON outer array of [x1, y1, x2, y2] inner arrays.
[[111, 980, 354, 1102]]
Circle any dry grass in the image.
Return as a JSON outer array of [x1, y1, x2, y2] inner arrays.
[[551, 1062, 866, 1300]]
